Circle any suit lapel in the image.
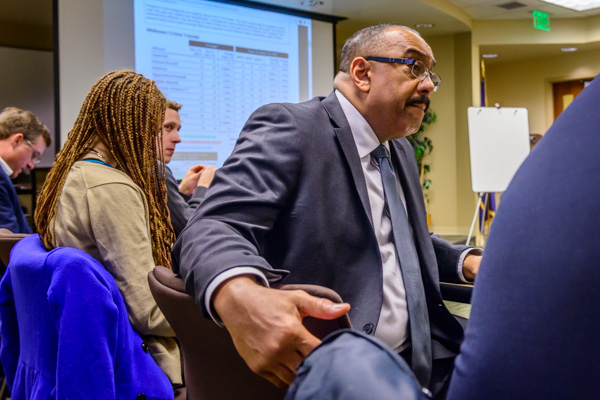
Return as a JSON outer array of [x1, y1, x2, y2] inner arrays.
[[322, 92, 373, 227]]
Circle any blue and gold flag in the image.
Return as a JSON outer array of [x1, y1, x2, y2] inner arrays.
[[479, 60, 496, 235], [478, 193, 496, 235]]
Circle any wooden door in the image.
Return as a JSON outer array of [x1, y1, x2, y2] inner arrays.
[[553, 80, 587, 120]]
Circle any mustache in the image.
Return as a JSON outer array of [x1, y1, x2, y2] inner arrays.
[[406, 96, 430, 112]]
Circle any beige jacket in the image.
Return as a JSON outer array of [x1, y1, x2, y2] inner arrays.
[[52, 161, 181, 384]]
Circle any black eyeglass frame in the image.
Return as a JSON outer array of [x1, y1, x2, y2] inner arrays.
[[24, 139, 42, 165], [365, 56, 441, 92]]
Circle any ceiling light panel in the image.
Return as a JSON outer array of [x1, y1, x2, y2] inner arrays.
[[537, 0, 600, 11]]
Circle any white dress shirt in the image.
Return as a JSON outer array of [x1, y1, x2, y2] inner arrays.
[[335, 90, 409, 350], [0, 157, 14, 176]]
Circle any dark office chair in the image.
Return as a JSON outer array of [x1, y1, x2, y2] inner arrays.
[[148, 266, 351, 400], [0, 233, 28, 276], [440, 282, 473, 304]]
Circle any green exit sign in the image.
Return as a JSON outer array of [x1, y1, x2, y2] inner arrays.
[[533, 10, 550, 31]]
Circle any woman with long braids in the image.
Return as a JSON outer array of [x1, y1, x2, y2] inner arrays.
[[35, 70, 182, 386]]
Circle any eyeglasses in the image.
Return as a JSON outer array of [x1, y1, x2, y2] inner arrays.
[[24, 139, 41, 165], [365, 57, 442, 92]]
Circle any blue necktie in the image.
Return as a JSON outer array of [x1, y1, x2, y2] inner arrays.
[[371, 144, 432, 387]]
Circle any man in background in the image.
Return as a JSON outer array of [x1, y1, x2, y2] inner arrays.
[[0, 107, 51, 234], [161, 100, 216, 236]]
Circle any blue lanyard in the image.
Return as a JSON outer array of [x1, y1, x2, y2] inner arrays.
[[81, 158, 114, 168]]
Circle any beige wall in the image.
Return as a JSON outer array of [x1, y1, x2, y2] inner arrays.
[[425, 33, 475, 235], [472, 15, 600, 135], [423, 35, 458, 233], [421, 35, 454, 234], [335, 14, 600, 236], [455, 33, 477, 234], [485, 49, 600, 135], [465, 16, 600, 237], [473, 16, 600, 46]]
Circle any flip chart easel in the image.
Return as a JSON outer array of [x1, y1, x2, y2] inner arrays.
[[465, 106, 530, 245]]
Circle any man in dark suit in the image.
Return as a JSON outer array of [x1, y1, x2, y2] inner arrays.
[[0, 107, 51, 234], [173, 24, 481, 396]]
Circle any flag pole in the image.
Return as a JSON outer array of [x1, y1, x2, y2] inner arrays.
[[466, 192, 484, 246]]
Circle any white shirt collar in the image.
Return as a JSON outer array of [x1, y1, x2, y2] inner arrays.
[[0, 157, 13, 176], [334, 90, 389, 159]]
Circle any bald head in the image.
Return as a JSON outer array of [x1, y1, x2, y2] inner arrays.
[[338, 24, 422, 74]]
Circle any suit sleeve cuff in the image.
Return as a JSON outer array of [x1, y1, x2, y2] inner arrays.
[[204, 267, 270, 326]]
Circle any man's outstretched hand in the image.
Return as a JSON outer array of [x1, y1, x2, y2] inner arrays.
[[178, 164, 217, 194], [213, 276, 351, 387]]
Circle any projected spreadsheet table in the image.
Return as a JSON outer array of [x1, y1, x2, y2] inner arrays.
[[151, 42, 291, 175], [134, 0, 313, 178]]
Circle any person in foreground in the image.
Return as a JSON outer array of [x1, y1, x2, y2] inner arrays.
[[35, 70, 182, 386], [285, 75, 600, 400], [0, 107, 51, 233], [174, 24, 481, 397], [161, 100, 217, 236]]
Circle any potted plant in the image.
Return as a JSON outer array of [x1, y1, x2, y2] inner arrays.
[[407, 109, 436, 227]]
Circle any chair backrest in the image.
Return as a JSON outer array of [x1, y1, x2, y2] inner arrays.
[[0, 235, 173, 399], [148, 266, 351, 400], [439, 282, 473, 304], [0, 233, 28, 275]]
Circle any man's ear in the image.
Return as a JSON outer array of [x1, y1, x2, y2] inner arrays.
[[9, 133, 24, 148], [349, 57, 371, 93]]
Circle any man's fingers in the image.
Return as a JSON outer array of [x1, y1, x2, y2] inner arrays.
[[188, 163, 206, 172], [264, 361, 302, 388], [295, 292, 351, 320], [262, 371, 288, 388], [293, 326, 322, 358], [267, 324, 315, 370], [251, 347, 302, 387], [276, 361, 299, 386], [270, 345, 306, 385]]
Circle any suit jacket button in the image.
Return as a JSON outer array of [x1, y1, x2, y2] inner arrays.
[[362, 323, 374, 334], [141, 342, 149, 353], [136, 394, 147, 400]]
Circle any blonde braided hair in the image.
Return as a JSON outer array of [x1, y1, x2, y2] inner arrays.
[[35, 70, 174, 268]]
